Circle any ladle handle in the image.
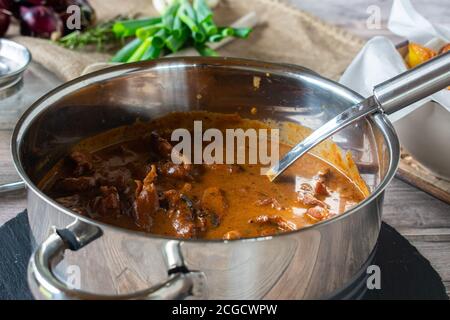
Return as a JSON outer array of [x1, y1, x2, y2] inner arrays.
[[374, 51, 450, 115]]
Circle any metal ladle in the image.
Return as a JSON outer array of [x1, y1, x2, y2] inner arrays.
[[1, 52, 449, 192], [266, 51, 450, 182]]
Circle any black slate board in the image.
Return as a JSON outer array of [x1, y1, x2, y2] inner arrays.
[[0, 211, 33, 300], [365, 223, 448, 300], [0, 211, 447, 300]]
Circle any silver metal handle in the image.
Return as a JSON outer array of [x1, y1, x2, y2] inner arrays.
[[267, 52, 450, 181], [374, 51, 450, 114], [266, 96, 379, 181], [0, 180, 25, 193], [28, 220, 206, 300]]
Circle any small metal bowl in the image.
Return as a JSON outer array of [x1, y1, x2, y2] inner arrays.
[[0, 38, 31, 95]]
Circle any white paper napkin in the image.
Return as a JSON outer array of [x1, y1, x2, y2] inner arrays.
[[340, 0, 449, 122], [388, 0, 449, 44]]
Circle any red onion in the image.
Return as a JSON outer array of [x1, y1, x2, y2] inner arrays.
[[0, 0, 12, 10], [4, 1, 45, 18], [0, 0, 95, 38], [20, 5, 63, 38]]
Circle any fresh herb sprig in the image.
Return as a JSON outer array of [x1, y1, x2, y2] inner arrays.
[[57, 0, 253, 62], [58, 16, 129, 50]]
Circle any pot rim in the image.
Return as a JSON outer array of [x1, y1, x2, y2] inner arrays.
[[11, 56, 400, 243]]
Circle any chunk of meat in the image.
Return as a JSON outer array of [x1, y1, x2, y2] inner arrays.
[[56, 194, 81, 207], [150, 131, 192, 165], [163, 189, 183, 206], [143, 164, 157, 185], [296, 180, 330, 208], [58, 176, 96, 192], [314, 181, 329, 197], [150, 131, 173, 159], [306, 206, 329, 222], [201, 187, 228, 226], [171, 212, 198, 238], [313, 170, 331, 197], [133, 183, 158, 231], [248, 215, 296, 232], [193, 209, 219, 230], [69, 151, 93, 176], [297, 191, 329, 208], [158, 161, 193, 180], [94, 167, 132, 192], [55, 195, 87, 215], [127, 161, 153, 181], [91, 186, 121, 217], [296, 170, 330, 207], [163, 190, 200, 238], [223, 230, 241, 240], [133, 165, 159, 231], [255, 196, 283, 210]]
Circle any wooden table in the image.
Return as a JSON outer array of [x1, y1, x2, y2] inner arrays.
[[0, 0, 449, 297]]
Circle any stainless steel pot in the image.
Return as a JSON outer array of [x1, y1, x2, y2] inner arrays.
[[12, 57, 399, 299]]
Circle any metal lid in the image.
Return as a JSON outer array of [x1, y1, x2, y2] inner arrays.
[[0, 39, 31, 98]]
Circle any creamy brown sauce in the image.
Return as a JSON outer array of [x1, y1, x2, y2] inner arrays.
[[40, 112, 366, 240]]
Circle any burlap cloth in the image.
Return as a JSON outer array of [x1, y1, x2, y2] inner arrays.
[[10, 0, 365, 82]]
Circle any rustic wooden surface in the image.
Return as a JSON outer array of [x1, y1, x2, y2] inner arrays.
[[0, 0, 449, 297], [398, 149, 450, 205]]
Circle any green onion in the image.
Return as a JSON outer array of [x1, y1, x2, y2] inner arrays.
[[172, 15, 184, 39], [195, 44, 219, 57], [165, 31, 188, 52], [113, 17, 162, 38], [192, 30, 206, 43], [208, 34, 223, 43], [180, 0, 197, 20], [193, 0, 212, 24], [218, 27, 253, 39], [127, 37, 153, 62], [178, 5, 199, 33], [232, 27, 253, 39], [136, 24, 164, 41], [111, 38, 143, 62], [201, 20, 218, 36], [152, 29, 169, 48], [141, 45, 161, 61], [162, 2, 180, 30], [220, 27, 234, 37], [57, 0, 254, 62]]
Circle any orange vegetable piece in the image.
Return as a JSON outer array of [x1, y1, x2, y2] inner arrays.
[[439, 43, 450, 54], [405, 42, 437, 69]]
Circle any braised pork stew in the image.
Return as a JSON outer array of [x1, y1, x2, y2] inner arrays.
[[40, 112, 366, 240]]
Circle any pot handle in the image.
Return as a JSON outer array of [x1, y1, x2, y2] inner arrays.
[[0, 181, 25, 193], [28, 220, 207, 300]]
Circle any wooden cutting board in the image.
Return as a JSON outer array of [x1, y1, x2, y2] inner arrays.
[[397, 149, 450, 205]]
